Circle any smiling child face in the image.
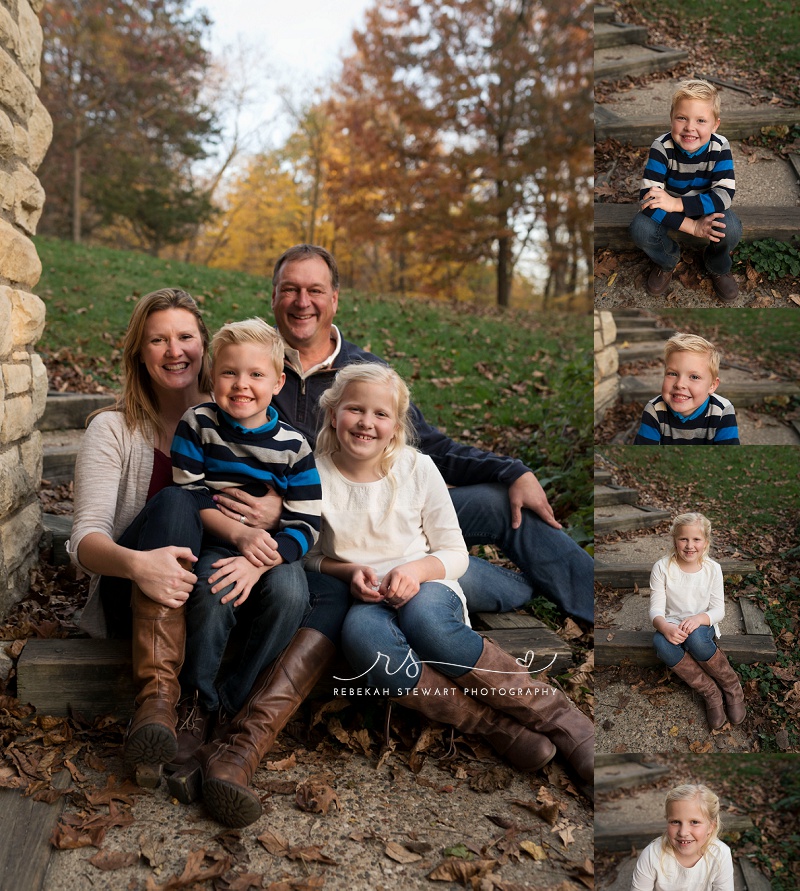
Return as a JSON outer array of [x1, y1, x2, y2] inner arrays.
[[661, 349, 719, 417], [666, 797, 714, 865], [670, 97, 720, 152]]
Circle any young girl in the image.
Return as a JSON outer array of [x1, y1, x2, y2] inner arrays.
[[306, 363, 593, 782], [650, 513, 745, 729], [631, 784, 734, 890]]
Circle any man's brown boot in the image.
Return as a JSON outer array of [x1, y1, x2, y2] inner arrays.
[[646, 263, 674, 296], [125, 584, 186, 766], [394, 664, 556, 772], [457, 638, 593, 784], [670, 652, 726, 729], [709, 273, 738, 304], [698, 648, 746, 724], [201, 628, 336, 828]]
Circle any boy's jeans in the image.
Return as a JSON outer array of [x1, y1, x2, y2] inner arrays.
[[629, 210, 742, 274], [183, 549, 309, 715], [653, 625, 718, 667]]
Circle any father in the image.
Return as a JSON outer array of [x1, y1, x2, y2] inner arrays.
[[215, 244, 593, 623]]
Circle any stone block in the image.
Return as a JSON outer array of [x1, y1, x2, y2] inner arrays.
[[594, 345, 619, 381], [598, 310, 617, 345], [26, 96, 51, 171], [594, 376, 620, 425], [0, 44, 36, 119], [594, 330, 605, 353], [10, 286, 45, 345], [19, 428, 41, 483], [0, 392, 33, 442], [0, 106, 13, 160], [17, 0, 43, 89], [11, 163, 45, 234], [0, 286, 12, 355], [30, 350, 46, 418], [0, 443, 27, 513], [2, 359, 30, 394], [0, 219, 41, 287], [0, 499, 41, 573], [0, 6, 20, 59]]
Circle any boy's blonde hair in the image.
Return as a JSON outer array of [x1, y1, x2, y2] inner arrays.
[[211, 318, 284, 376], [671, 79, 721, 120], [664, 332, 720, 379], [660, 784, 722, 864], [316, 363, 416, 479], [668, 512, 712, 566]]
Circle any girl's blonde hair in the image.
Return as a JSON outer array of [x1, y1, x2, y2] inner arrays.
[[316, 363, 416, 479], [668, 512, 712, 566], [211, 318, 284, 376], [660, 784, 722, 864], [89, 288, 212, 439]]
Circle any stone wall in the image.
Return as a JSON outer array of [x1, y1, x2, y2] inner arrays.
[[594, 311, 619, 426], [0, 0, 52, 616]]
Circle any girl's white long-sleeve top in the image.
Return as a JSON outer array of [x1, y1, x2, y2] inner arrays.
[[649, 555, 725, 637]]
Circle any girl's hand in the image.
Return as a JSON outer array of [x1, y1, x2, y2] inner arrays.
[[213, 487, 283, 530], [209, 555, 267, 607], [662, 624, 688, 645], [350, 567, 382, 602], [379, 566, 421, 608], [678, 614, 707, 635], [234, 526, 280, 569], [135, 547, 197, 608]]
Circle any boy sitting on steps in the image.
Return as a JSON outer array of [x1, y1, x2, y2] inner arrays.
[[629, 79, 742, 304]]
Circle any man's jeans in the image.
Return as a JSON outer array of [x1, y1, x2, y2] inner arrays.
[[653, 625, 718, 667], [341, 582, 484, 697], [183, 549, 309, 715], [630, 210, 742, 275], [450, 483, 593, 623]]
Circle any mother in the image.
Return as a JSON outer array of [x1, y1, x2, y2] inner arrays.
[[69, 288, 212, 767]]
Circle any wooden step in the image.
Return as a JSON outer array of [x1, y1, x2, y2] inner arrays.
[[618, 342, 671, 362], [471, 611, 573, 674], [594, 5, 615, 23], [611, 316, 660, 328], [594, 469, 612, 484], [595, 44, 689, 81], [40, 392, 115, 431], [595, 630, 777, 666], [615, 326, 676, 343], [597, 812, 754, 853], [40, 514, 72, 566], [595, 759, 670, 793], [594, 484, 639, 507], [595, 202, 800, 248], [594, 21, 648, 49], [42, 446, 77, 486], [595, 503, 671, 535], [596, 106, 800, 146], [603, 854, 768, 890], [594, 560, 758, 587], [619, 375, 800, 407]]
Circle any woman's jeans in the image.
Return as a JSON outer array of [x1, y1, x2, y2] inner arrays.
[[183, 547, 309, 715], [653, 625, 718, 667], [341, 582, 484, 698], [629, 209, 742, 274], [98, 487, 203, 638]]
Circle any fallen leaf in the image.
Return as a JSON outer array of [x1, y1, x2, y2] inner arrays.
[[267, 753, 296, 771], [285, 844, 338, 865], [295, 779, 340, 815], [258, 829, 290, 856], [428, 858, 497, 882], [520, 841, 548, 860], [558, 825, 575, 847], [144, 849, 231, 890], [789, 294, 800, 306], [88, 850, 139, 870], [385, 841, 423, 863]]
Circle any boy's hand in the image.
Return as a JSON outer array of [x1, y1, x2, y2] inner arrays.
[[691, 213, 726, 242], [209, 555, 267, 607], [350, 566, 382, 602], [641, 188, 682, 214], [234, 526, 280, 568]]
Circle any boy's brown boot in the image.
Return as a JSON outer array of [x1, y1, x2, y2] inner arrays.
[[646, 263, 674, 296], [393, 664, 556, 773], [698, 648, 746, 724], [670, 652, 725, 729], [710, 273, 738, 304], [457, 637, 594, 784], [201, 628, 336, 827]]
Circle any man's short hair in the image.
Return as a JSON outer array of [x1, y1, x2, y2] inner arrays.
[[211, 318, 284, 376], [670, 79, 721, 120], [663, 332, 720, 379], [272, 245, 339, 291]]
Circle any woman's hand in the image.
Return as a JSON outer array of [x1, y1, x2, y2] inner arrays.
[[213, 487, 283, 530], [233, 526, 281, 568], [133, 547, 197, 609], [378, 565, 421, 608], [209, 555, 268, 607], [350, 566, 383, 602]]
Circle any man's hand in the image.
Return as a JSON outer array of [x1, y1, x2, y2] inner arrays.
[[213, 487, 283, 530], [509, 472, 561, 530]]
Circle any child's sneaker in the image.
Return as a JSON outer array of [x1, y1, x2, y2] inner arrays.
[[709, 273, 738, 304], [646, 263, 674, 296]]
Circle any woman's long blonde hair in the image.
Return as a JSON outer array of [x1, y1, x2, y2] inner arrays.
[[668, 512, 712, 567], [660, 784, 722, 867], [89, 288, 211, 439], [315, 363, 416, 480]]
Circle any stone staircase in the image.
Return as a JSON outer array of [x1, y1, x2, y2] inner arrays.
[[594, 465, 776, 669], [594, 5, 800, 249], [606, 310, 800, 445], [595, 754, 772, 890]]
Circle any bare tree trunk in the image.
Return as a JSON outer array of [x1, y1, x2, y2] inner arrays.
[[72, 142, 82, 244]]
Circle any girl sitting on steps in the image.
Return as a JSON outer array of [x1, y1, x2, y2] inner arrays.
[[650, 512, 746, 730]]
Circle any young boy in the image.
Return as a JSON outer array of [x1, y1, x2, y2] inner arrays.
[[633, 333, 740, 445], [170, 318, 321, 750], [629, 79, 742, 304]]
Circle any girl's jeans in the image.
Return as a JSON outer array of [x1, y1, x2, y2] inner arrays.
[[653, 624, 718, 667], [629, 209, 742, 274]]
